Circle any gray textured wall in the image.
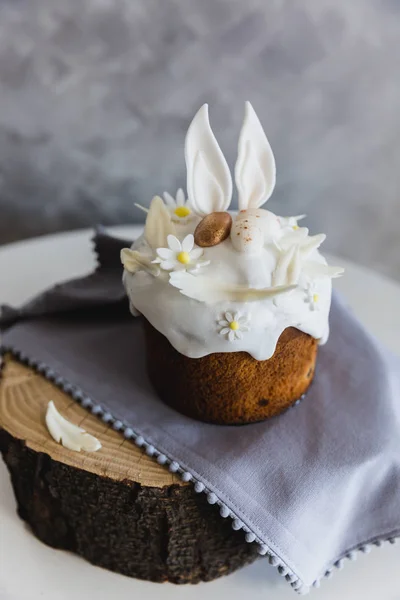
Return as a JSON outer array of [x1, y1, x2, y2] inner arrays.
[[0, 0, 399, 280]]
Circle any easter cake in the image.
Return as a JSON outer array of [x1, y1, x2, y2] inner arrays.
[[122, 103, 343, 424]]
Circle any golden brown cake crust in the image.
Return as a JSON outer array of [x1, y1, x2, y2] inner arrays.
[[143, 320, 318, 425]]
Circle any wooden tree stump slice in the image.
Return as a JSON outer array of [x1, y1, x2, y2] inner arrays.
[[0, 355, 259, 583]]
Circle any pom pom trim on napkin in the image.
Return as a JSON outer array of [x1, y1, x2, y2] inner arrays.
[[1, 344, 398, 595]]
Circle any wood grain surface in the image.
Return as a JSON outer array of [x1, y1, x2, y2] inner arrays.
[[0, 355, 182, 487], [0, 354, 259, 583]]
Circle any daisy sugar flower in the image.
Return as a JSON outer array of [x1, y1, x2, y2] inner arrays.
[[218, 311, 250, 342], [153, 234, 210, 273], [163, 189, 194, 223]]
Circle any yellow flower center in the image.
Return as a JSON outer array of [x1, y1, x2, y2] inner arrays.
[[174, 206, 191, 218], [313, 294, 319, 303], [177, 251, 191, 264], [292, 225, 299, 230], [229, 321, 239, 331]]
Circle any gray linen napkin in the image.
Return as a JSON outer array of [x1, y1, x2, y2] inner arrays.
[[1, 231, 400, 594]]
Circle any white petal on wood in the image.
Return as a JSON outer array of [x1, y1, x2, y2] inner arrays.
[[185, 104, 232, 215], [169, 272, 295, 304], [120, 248, 160, 276], [303, 262, 345, 280], [45, 401, 102, 453], [144, 196, 176, 249], [235, 101, 276, 210]]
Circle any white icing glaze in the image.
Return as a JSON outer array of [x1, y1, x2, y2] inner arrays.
[[45, 401, 102, 452], [123, 211, 337, 360], [122, 103, 344, 361]]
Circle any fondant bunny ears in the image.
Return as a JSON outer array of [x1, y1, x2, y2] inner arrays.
[[185, 102, 276, 216]]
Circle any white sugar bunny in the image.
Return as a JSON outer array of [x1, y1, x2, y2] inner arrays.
[[230, 101, 280, 254]]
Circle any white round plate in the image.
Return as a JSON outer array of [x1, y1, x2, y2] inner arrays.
[[1, 226, 400, 600]]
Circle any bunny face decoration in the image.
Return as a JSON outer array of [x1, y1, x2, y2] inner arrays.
[[122, 102, 344, 361]]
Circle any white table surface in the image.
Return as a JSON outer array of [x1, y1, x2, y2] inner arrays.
[[1, 226, 400, 600]]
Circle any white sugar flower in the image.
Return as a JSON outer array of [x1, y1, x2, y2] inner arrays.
[[273, 228, 344, 287], [304, 282, 320, 311], [218, 311, 250, 342], [152, 234, 210, 273], [278, 214, 306, 230], [163, 189, 194, 223]]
